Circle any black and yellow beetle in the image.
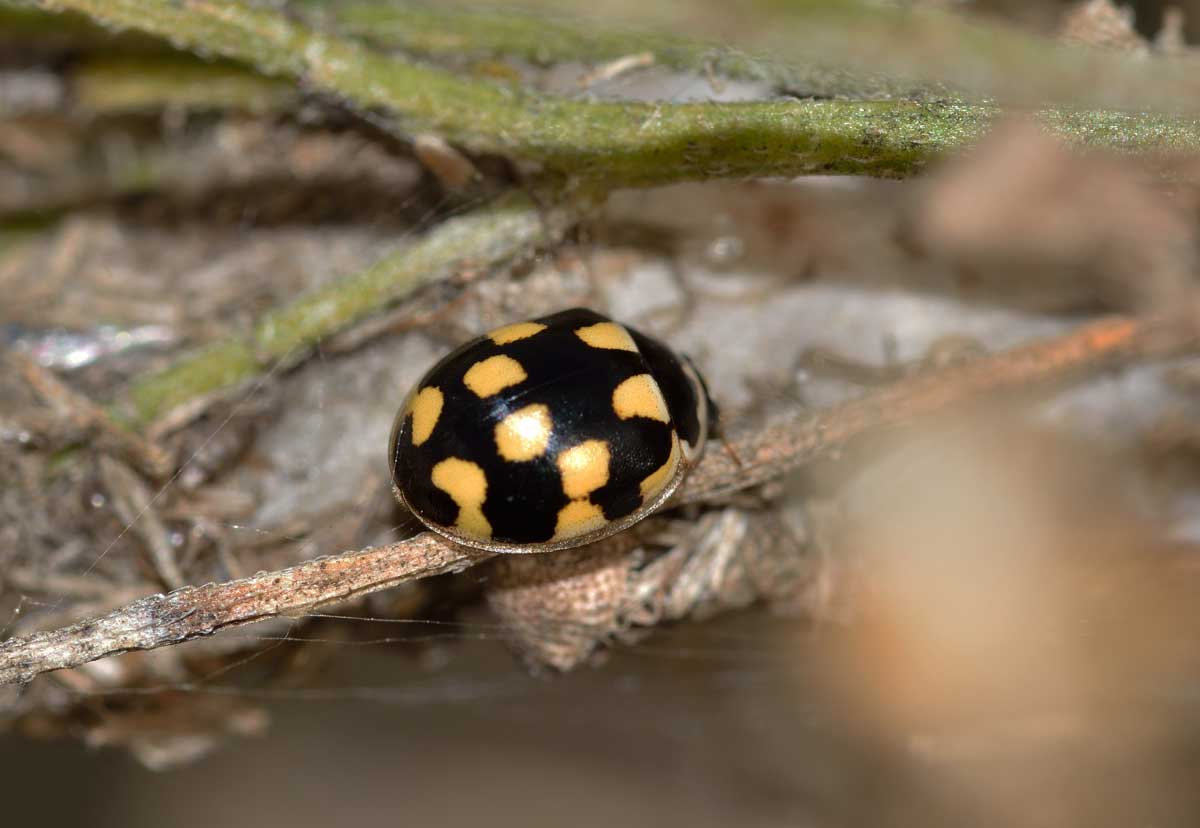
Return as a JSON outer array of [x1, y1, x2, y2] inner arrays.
[[389, 308, 715, 553]]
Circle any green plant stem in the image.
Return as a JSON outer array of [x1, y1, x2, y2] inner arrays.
[[0, 0, 166, 50], [303, 1, 920, 101], [441, 0, 1200, 116], [117, 197, 572, 430], [14, 0, 1200, 116], [32, 0, 1200, 190], [741, 0, 1200, 116], [3, 0, 925, 100]]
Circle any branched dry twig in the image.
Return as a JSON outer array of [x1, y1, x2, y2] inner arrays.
[[675, 312, 1199, 504], [0, 535, 488, 687], [2, 309, 1196, 686]]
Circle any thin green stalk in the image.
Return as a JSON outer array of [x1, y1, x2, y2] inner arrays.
[[72, 55, 296, 114], [1, 119, 225, 215], [0, 0, 166, 49], [117, 196, 572, 430]]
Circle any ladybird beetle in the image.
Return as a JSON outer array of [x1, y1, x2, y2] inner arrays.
[[389, 308, 715, 553]]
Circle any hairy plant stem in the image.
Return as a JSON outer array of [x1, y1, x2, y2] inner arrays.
[[31, 0, 1200, 191]]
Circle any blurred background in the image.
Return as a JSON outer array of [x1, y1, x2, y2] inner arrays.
[[6, 1, 1200, 826]]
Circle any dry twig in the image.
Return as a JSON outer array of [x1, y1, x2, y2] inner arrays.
[[675, 312, 1197, 504], [1, 310, 1197, 686]]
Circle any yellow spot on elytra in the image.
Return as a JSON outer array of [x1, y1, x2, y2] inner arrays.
[[575, 322, 638, 352], [495, 404, 552, 462], [612, 374, 669, 423], [640, 434, 680, 501], [431, 458, 492, 539], [488, 321, 547, 345], [408, 386, 443, 446], [554, 499, 608, 541], [463, 355, 526, 398], [557, 439, 610, 499]]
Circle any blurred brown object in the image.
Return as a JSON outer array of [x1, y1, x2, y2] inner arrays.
[[19, 689, 268, 771], [1059, 0, 1150, 50], [1155, 5, 1191, 52], [903, 121, 1198, 310], [812, 416, 1200, 824], [413, 134, 479, 192]]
